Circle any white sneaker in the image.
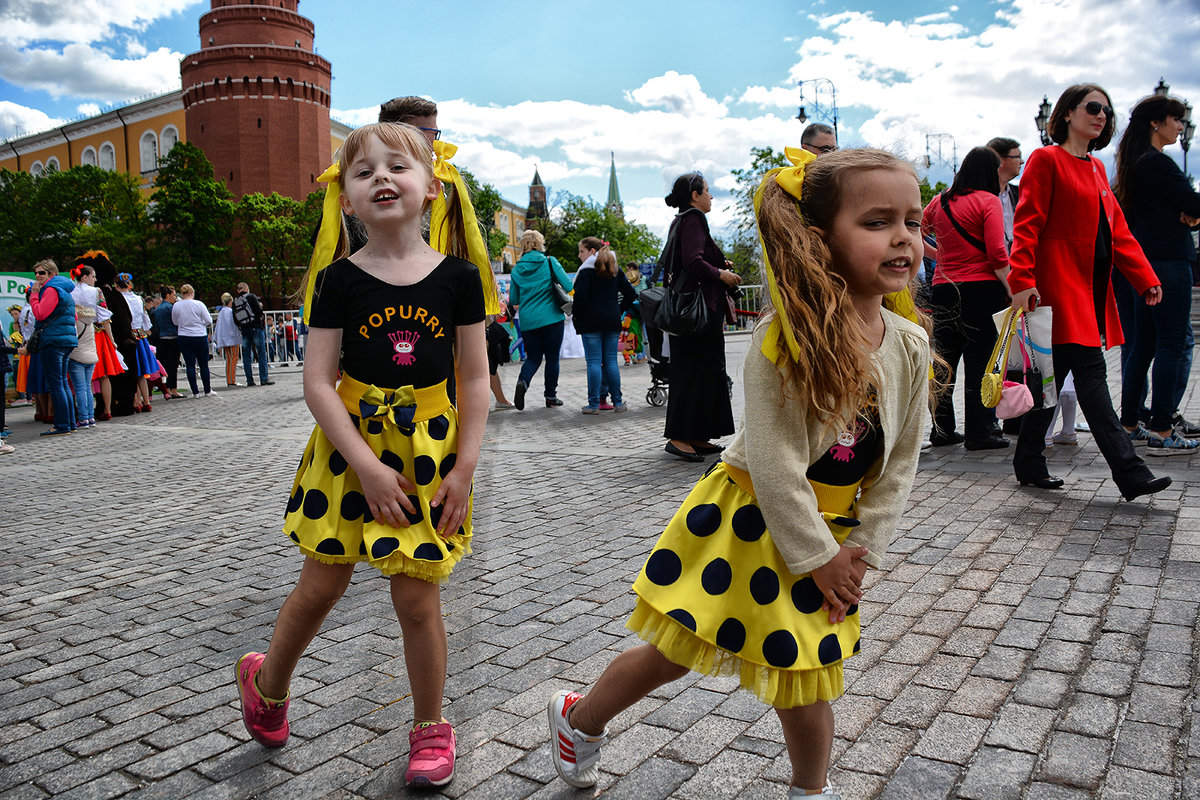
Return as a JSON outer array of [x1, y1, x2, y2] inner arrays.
[[547, 690, 606, 788], [204, 391, 218, 397]]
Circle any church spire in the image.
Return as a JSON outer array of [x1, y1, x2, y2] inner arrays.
[[605, 152, 623, 219], [527, 165, 548, 221]]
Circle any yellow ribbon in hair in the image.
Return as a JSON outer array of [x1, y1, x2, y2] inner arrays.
[[430, 140, 501, 315], [303, 161, 343, 324], [752, 146, 816, 364]]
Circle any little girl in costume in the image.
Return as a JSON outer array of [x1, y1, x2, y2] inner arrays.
[[235, 122, 498, 788], [547, 148, 930, 798]]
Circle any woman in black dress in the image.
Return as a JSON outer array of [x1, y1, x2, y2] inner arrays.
[[660, 172, 742, 462]]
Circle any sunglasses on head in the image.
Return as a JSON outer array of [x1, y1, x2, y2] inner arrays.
[[1080, 100, 1113, 118]]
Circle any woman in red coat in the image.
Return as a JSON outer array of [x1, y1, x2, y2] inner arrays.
[[1008, 83, 1169, 500]]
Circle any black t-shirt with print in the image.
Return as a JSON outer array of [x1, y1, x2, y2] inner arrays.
[[308, 256, 485, 389]]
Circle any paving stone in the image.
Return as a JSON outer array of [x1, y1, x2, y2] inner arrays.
[[983, 703, 1055, 753], [605, 756, 695, 800], [958, 746, 1036, 800], [912, 713, 990, 764], [1058, 692, 1121, 738], [878, 756, 959, 799], [1037, 731, 1110, 790], [1101, 765, 1178, 800], [1113, 721, 1177, 775]]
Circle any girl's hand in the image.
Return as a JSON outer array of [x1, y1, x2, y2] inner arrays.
[[1143, 285, 1163, 306], [1011, 287, 1039, 312], [358, 460, 416, 529], [812, 545, 868, 624], [430, 467, 472, 539]]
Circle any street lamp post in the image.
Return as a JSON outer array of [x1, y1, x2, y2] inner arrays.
[[796, 78, 839, 140], [1034, 96, 1053, 147], [924, 133, 957, 175]]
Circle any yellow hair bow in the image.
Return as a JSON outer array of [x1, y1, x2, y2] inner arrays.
[[430, 140, 500, 315], [751, 146, 816, 363], [303, 161, 343, 324]]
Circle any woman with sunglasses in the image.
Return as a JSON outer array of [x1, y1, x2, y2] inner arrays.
[[1007, 83, 1169, 500], [25, 260, 79, 436], [1111, 93, 1200, 453], [659, 171, 742, 462]]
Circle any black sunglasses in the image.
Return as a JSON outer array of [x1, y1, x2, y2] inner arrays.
[[34, 270, 47, 276], [1080, 101, 1113, 118]]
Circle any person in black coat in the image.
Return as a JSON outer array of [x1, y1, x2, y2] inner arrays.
[[573, 238, 637, 414], [660, 172, 742, 461]]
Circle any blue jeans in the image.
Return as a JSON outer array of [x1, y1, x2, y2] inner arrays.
[[582, 331, 622, 408], [68, 359, 95, 422], [517, 321, 564, 398], [241, 327, 269, 383], [1118, 260, 1193, 432], [180, 335, 212, 395], [42, 345, 76, 431]]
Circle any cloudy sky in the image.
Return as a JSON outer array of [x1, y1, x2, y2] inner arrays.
[[1, 0, 1198, 238]]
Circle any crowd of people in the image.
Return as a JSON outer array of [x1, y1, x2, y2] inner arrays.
[[2, 256, 286, 453], [3, 84, 1198, 798]]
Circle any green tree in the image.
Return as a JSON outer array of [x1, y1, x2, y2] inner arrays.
[[71, 168, 156, 277], [534, 192, 661, 267], [460, 168, 508, 260], [151, 142, 234, 291], [0, 169, 46, 270], [235, 190, 323, 308], [919, 177, 949, 207]]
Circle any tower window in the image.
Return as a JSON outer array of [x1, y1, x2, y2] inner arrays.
[[257, 118, 262, 128]]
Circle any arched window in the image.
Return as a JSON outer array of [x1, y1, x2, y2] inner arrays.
[[160, 125, 179, 154], [99, 142, 116, 171], [81, 146, 97, 167], [45, 156, 60, 172], [30, 160, 44, 177], [140, 130, 158, 172]]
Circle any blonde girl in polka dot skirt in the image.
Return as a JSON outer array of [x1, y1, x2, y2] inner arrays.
[[234, 123, 499, 789], [548, 149, 932, 798]]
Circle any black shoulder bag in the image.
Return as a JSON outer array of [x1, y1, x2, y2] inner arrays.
[[940, 193, 987, 253], [642, 211, 711, 336]]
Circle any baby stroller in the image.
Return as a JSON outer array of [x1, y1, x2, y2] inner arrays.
[[644, 323, 669, 407]]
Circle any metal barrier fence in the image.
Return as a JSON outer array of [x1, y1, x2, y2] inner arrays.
[[204, 308, 306, 373]]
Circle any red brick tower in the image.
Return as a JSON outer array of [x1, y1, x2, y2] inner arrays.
[[180, 0, 332, 200]]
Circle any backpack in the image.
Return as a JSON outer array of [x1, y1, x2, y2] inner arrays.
[[231, 294, 257, 327]]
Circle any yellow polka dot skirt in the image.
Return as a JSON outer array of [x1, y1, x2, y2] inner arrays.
[[630, 462, 860, 709], [282, 376, 472, 584]]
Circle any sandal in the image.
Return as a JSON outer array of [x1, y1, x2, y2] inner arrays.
[[405, 721, 455, 787]]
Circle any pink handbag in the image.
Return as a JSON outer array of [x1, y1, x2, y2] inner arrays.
[[994, 380, 1034, 419]]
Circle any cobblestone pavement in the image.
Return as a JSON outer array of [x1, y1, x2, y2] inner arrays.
[[2, 336, 1197, 800]]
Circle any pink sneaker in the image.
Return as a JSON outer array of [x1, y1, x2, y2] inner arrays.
[[598, 401, 614, 411], [235, 652, 289, 747], [406, 721, 456, 787]]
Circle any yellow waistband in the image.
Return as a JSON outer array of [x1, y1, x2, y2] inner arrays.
[[336, 374, 452, 423]]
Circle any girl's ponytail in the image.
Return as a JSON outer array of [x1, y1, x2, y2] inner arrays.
[[430, 140, 500, 315]]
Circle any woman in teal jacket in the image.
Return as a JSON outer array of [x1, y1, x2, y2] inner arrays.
[[27, 259, 79, 435], [509, 229, 573, 410]]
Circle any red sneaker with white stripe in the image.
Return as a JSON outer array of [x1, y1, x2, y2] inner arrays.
[[547, 690, 607, 788]]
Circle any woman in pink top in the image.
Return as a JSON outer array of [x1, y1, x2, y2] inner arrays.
[[922, 146, 1011, 449]]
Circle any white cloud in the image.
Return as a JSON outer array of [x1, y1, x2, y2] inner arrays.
[[76, 102, 100, 116], [0, 100, 61, 139], [624, 71, 728, 118], [0, 0, 199, 47], [0, 42, 182, 100]]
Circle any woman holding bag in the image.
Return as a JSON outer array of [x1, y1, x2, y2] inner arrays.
[[509, 229, 573, 410], [660, 172, 741, 462], [922, 146, 1011, 450], [1008, 83, 1169, 500]]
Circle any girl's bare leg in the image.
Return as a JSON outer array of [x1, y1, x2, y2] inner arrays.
[[257, 559, 355, 699], [568, 644, 689, 736], [136, 376, 151, 406], [390, 574, 447, 724], [777, 700, 834, 793], [489, 374, 510, 404], [99, 377, 111, 415]]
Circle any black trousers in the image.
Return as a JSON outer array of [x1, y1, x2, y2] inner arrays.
[[1014, 343, 1154, 488], [930, 280, 1007, 442], [157, 337, 180, 391], [664, 314, 734, 442]]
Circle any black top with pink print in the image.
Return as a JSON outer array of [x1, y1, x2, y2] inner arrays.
[[308, 256, 485, 389]]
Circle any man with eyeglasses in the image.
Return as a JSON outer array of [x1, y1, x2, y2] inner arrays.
[[379, 95, 441, 145], [800, 123, 838, 156], [986, 137, 1024, 251]]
